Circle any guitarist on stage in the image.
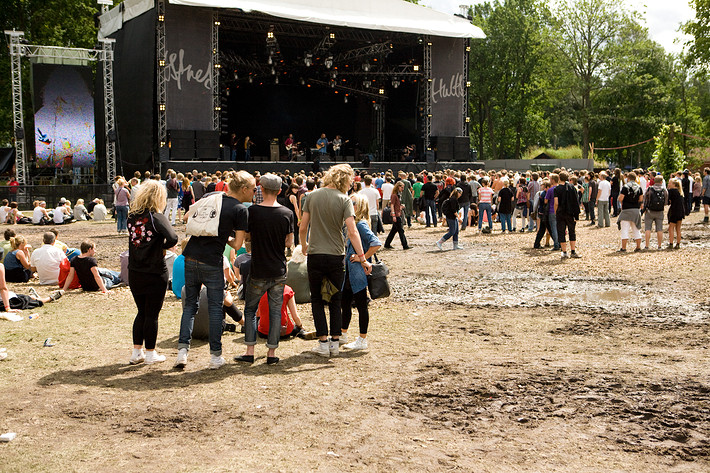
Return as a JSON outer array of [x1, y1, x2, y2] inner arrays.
[[285, 134, 296, 161], [316, 133, 329, 157]]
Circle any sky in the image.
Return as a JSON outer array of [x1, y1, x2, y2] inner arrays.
[[419, 0, 696, 55]]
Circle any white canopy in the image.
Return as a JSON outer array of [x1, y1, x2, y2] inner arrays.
[[168, 0, 485, 39]]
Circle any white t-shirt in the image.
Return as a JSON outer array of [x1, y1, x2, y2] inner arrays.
[[30, 244, 66, 285], [54, 206, 66, 224], [32, 206, 46, 224], [0, 206, 8, 224], [93, 204, 107, 221], [597, 179, 611, 202], [381, 182, 394, 200], [360, 187, 381, 216]]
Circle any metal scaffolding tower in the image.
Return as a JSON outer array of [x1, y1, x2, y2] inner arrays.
[[462, 39, 470, 137], [4, 30, 116, 186], [423, 36, 432, 151], [156, 0, 168, 150], [212, 11, 220, 131]]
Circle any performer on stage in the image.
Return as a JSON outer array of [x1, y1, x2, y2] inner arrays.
[[230, 133, 238, 161], [285, 134, 296, 161], [316, 133, 329, 156], [244, 136, 255, 161], [332, 135, 343, 159]]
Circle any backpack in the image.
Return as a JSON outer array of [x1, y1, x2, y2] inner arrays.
[[647, 186, 665, 211], [623, 182, 642, 208], [185, 192, 223, 237], [535, 190, 548, 218]]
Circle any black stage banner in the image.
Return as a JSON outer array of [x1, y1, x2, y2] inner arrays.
[[430, 38, 465, 137], [166, 4, 214, 131]]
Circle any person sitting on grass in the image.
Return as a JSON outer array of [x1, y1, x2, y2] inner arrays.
[[4, 235, 33, 282], [32, 201, 51, 225], [0, 262, 62, 313], [62, 240, 122, 294], [0, 229, 15, 263], [29, 232, 66, 286]]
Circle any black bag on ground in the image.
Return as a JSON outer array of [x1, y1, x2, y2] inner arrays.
[[382, 206, 393, 225], [367, 254, 390, 299]]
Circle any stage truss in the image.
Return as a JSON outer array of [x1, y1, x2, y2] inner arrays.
[[4, 30, 117, 187]]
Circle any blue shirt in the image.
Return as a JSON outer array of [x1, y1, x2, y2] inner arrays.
[[4, 250, 22, 271], [317, 138, 328, 154], [345, 220, 382, 294], [375, 178, 384, 189], [172, 254, 185, 299]]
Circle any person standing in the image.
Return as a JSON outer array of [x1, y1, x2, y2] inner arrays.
[[126, 180, 178, 365], [587, 172, 598, 225], [285, 133, 295, 161], [384, 181, 411, 250], [667, 178, 685, 249], [175, 171, 254, 370], [643, 175, 667, 250], [610, 168, 621, 217], [527, 173, 540, 232], [165, 171, 180, 225], [235, 174, 294, 366], [436, 187, 463, 250], [398, 171, 414, 227], [359, 175, 382, 233], [702, 167, 710, 224], [596, 172, 612, 228], [299, 164, 372, 358], [421, 175, 439, 227], [192, 173, 205, 202], [316, 133, 328, 157], [554, 171, 580, 259], [477, 177, 494, 232], [617, 171, 644, 252], [114, 178, 130, 234], [244, 136, 254, 161], [681, 170, 692, 216]]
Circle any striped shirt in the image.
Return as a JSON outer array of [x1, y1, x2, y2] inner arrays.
[[478, 186, 494, 204]]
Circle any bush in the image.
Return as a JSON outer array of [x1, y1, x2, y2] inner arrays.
[[522, 146, 583, 160], [651, 124, 686, 181]]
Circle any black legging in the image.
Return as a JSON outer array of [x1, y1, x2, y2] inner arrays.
[[307, 254, 345, 338], [384, 216, 408, 248], [341, 273, 369, 335], [5, 267, 32, 283], [130, 271, 168, 350]]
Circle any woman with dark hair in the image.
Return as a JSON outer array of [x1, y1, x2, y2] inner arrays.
[[127, 180, 178, 365], [611, 168, 622, 217], [4, 235, 33, 282], [436, 187, 463, 250], [384, 181, 411, 250]]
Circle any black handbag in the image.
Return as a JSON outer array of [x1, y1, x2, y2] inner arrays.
[[382, 206, 393, 225], [367, 254, 390, 299]]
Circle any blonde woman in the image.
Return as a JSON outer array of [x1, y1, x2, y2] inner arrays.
[[74, 198, 89, 221], [341, 194, 381, 350], [127, 180, 178, 364], [115, 178, 131, 233], [299, 164, 372, 357], [4, 235, 32, 282], [667, 178, 685, 249]]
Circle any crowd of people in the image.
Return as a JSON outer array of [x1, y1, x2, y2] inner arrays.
[[2, 163, 709, 367]]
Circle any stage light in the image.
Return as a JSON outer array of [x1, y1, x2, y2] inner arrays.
[[344, 96, 348, 104], [427, 113, 432, 118], [427, 78, 432, 82], [159, 59, 165, 67], [215, 106, 221, 111], [300, 78, 305, 85], [268, 56, 273, 65], [362, 62, 370, 72], [160, 141, 166, 147], [271, 67, 276, 75], [159, 104, 166, 111], [325, 56, 333, 69], [413, 65, 419, 71], [331, 71, 337, 79], [330, 33, 335, 39], [427, 42, 432, 46], [465, 117, 471, 123], [158, 15, 164, 22], [233, 71, 238, 79], [363, 80, 370, 88], [214, 21, 220, 26], [418, 37, 423, 44], [267, 31, 275, 39], [248, 76, 253, 83], [374, 103, 380, 110], [378, 88, 384, 95], [304, 53, 312, 67], [466, 46, 471, 52], [275, 77, 279, 84], [392, 78, 399, 88], [214, 63, 221, 69], [466, 81, 471, 87], [330, 80, 336, 88]]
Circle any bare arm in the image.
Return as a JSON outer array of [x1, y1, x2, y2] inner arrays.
[[287, 297, 302, 328], [299, 211, 310, 254], [227, 230, 246, 250], [554, 196, 559, 214], [285, 232, 294, 248], [0, 265, 17, 312], [16, 250, 31, 270], [62, 268, 75, 292], [91, 266, 108, 294]]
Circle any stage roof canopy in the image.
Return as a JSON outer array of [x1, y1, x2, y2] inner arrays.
[[168, 0, 485, 39]]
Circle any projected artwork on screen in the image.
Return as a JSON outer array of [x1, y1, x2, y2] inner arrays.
[[33, 65, 95, 168]]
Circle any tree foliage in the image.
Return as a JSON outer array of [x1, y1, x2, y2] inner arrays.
[[683, 0, 710, 71], [652, 124, 687, 181]]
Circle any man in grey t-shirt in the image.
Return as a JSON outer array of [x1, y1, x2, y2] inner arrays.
[[701, 168, 710, 223]]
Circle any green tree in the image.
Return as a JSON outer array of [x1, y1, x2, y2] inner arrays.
[[652, 124, 686, 181], [551, 0, 631, 159], [683, 0, 710, 70]]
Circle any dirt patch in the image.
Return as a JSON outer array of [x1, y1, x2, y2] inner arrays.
[[394, 361, 710, 460]]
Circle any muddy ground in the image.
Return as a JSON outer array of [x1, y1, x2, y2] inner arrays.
[[0, 212, 708, 472]]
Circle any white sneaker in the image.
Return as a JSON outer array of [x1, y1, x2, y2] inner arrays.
[[343, 336, 369, 351], [209, 355, 225, 370], [329, 340, 339, 357], [174, 348, 188, 368], [338, 334, 349, 345], [144, 350, 166, 364], [453, 243, 464, 250], [129, 348, 145, 365], [311, 341, 330, 357], [436, 240, 443, 250]]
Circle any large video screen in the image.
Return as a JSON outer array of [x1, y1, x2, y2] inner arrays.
[[32, 64, 96, 168]]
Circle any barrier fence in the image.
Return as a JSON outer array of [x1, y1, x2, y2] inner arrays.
[[0, 185, 114, 209]]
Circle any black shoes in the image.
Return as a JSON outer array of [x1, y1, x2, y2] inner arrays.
[[234, 354, 254, 363], [266, 356, 279, 365]]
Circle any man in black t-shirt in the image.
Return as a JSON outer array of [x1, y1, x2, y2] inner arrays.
[[62, 240, 122, 293], [235, 174, 294, 366], [554, 171, 581, 259], [176, 171, 255, 370], [421, 175, 439, 227]]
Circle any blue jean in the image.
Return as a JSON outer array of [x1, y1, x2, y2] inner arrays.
[[442, 218, 459, 243], [459, 202, 469, 230], [116, 205, 128, 232], [178, 258, 226, 356], [478, 202, 493, 229], [424, 199, 437, 226], [500, 213, 512, 232], [528, 202, 537, 231], [548, 213, 560, 249], [243, 276, 286, 349], [98, 268, 122, 289]]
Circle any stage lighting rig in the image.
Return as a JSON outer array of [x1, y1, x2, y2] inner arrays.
[[304, 53, 313, 67], [325, 56, 333, 69], [362, 62, 370, 72]]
